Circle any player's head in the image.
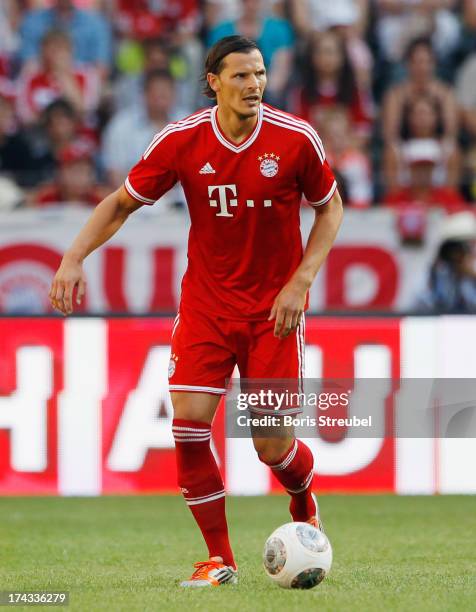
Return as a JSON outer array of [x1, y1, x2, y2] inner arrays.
[[203, 35, 266, 119]]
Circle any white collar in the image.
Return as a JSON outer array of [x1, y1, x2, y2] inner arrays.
[[211, 104, 263, 153]]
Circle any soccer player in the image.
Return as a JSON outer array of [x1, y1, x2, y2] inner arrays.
[[49, 36, 343, 587]]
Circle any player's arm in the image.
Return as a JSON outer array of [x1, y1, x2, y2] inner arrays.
[[269, 190, 343, 338], [49, 186, 142, 315]]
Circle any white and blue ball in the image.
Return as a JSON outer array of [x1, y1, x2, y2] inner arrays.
[[263, 522, 332, 589]]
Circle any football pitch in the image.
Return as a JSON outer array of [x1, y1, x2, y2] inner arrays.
[[1, 495, 475, 612]]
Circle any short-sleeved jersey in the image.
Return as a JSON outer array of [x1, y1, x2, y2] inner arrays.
[[125, 103, 337, 320]]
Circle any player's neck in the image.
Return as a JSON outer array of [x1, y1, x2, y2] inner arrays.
[[216, 105, 258, 145]]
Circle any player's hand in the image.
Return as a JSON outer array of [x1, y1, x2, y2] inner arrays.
[[49, 255, 86, 315], [268, 280, 307, 339]]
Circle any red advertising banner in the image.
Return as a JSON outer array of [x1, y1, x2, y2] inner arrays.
[[1, 316, 476, 496]]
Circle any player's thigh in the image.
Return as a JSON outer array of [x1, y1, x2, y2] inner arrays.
[[239, 316, 304, 382], [239, 317, 303, 460], [171, 391, 222, 424], [169, 305, 236, 395]]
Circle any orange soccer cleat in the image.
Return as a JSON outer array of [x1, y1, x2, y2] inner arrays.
[[180, 560, 238, 588], [307, 493, 325, 533]]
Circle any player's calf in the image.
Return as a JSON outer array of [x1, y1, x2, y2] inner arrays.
[[172, 418, 236, 568], [257, 437, 318, 523]]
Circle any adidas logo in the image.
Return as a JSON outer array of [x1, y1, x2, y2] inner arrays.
[[199, 162, 216, 174]]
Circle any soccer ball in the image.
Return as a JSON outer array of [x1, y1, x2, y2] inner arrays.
[[263, 522, 332, 589]]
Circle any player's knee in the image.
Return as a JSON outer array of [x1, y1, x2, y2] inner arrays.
[[254, 438, 294, 465], [171, 391, 218, 424]]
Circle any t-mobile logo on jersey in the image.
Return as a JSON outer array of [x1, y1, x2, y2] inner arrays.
[[208, 184, 272, 217]]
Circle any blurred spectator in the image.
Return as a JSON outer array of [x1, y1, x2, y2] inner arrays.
[[0, 0, 23, 77], [416, 212, 476, 313], [204, 0, 240, 27], [385, 94, 461, 189], [26, 98, 98, 186], [456, 53, 476, 139], [382, 37, 459, 190], [112, 1, 202, 109], [461, 0, 476, 58], [292, 30, 373, 141], [0, 90, 38, 188], [316, 106, 372, 208], [0, 175, 24, 210], [19, 0, 112, 78], [113, 38, 190, 115], [462, 0, 476, 32], [289, 0, 372, 89], [16, 29, 99, 124], [375, 0, 460, 65], [113, 0, 199, 45], [207, 0, 294, 105], [464, 146, 476, 203], [295, 1, 372, 85], [454, 9, 476, 200], [29, 141, 107, 206], [102, 69, 177, 187], [384, 139, 468, 214], [290, 0, 369, 35]]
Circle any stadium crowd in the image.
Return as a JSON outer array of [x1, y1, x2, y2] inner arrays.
[[1, 0, 476, 213]]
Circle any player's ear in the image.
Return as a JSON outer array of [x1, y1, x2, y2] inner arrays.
[[207, 73, 220, 95]]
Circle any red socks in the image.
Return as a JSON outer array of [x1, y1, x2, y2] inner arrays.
[[174, 418, 313, 564], [264, 439, 316, 522], [172, 418, 236, 568]]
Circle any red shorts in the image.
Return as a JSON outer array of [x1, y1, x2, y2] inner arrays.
[[168, 304, 305, 396]]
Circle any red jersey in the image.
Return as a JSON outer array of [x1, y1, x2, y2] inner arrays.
[[125, 103, 337, 320]]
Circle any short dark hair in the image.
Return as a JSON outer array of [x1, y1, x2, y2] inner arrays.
[[202, 35, 260, 99], [404, 36, 434, 63], [41, 28, 71, 48], [144, 69, 174, 90], [43, 98, 76, 124], [143, 37, 169, 54]]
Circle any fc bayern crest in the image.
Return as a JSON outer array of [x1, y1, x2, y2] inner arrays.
[[259, 153, 280, 178], [168, 356, 177, 378]]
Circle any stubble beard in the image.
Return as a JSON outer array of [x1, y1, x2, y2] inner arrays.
[[237, 111, 258, 120], [236, 103, 260, 121]]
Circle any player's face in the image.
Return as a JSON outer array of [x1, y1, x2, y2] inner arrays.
[[210, 50, 267, 118]]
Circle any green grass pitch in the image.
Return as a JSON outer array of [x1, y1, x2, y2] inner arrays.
[[1, 495, 475, 611]]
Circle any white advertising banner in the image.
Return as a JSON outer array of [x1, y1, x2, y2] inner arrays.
[[0, 207, 445, 313]]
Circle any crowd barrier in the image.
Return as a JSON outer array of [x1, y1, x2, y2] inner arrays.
[[0, 207, 446, 313]]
